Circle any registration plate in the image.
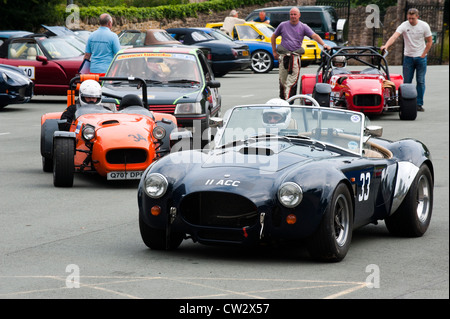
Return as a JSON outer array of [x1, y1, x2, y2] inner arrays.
[[107, 171, 143, 180]]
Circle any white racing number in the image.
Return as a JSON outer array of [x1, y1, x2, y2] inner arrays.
[[358, 172, 371, 202]]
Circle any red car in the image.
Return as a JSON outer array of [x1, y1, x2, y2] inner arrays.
[[0, 34, 84, 95], [301, 46, 417, 120]]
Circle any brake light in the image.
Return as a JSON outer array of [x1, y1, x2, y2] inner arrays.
[[231, 49, 238, 59], [207, 53, 212, 60], [325, 32, 330, 40]]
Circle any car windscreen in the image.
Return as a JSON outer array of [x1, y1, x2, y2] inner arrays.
[[105, 52, 202, 85], [39, 37, 84, 58], [217, 105, 364, 155]]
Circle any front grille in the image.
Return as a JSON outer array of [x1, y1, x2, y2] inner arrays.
[[106, 148, 147, 164], [353, 94, 381, 107], [149, 105, 175, 114], [180, 192, 258, 227]]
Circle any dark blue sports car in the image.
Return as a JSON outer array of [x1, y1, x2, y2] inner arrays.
[[199, 27, 278, 74], [137, 96, 434, 262], [167, 27, 251, 77], [0, 64, 34, 109]]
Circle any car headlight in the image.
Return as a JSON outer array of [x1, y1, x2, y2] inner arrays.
[[82, 124, 95, 141], [175, 102, 202, 114], [144, 173, 168, 198], [1, 72, 8, 82], [278, 182, 303, 208], [152, 126, 166, 140]]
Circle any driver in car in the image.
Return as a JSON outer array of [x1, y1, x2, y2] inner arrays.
[[59, 80, 104, 131]]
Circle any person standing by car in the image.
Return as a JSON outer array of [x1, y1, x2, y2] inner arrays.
[[253, 11, 270, 24], [84, 13, 121, 76], [271, 7, 331, 101], [381, 8, 432, 112], [222, 9, 246, 36]]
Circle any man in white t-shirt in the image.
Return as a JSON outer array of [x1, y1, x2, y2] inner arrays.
[[381, 8, 432, 112]]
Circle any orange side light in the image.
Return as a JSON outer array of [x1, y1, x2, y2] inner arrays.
[[286, 214, 297, 225], [151, 206, 161, 216]]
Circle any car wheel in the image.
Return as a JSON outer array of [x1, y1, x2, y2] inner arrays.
[[251, 50, 273, 73], [398, 84, 417, 120], [42, 156, 53, 172], [53, 138, 74, 187], [385, 164, 433, 237], [307, 183, 353, 262], [139, 215, 184, 250]]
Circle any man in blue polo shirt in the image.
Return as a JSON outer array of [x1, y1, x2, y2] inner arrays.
[[84, 13, 121, 75]]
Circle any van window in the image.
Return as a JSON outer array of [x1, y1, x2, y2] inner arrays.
[[299, 12, 323, 30]]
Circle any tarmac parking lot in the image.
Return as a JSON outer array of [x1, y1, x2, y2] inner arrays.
[[0, 65, 448, 302]]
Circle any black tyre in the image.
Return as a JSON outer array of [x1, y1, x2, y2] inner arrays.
[[53, 138, 75, 187], [398, 85, 417, 120], [307, 183, 353, 262], [139, 215, 184, 250], [385, 164, 433, 237], [251, 50, 273, 73], [42, 156, 53, 172]]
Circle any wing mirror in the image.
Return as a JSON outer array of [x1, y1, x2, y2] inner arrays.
[[209, 116, 223, 128], [207, 80, 221, 88], [365, 125, 383, 137], [36, 55, 48, 65]]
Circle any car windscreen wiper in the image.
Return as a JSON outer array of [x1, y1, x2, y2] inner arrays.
[[167, 79, 201, 85], [145, 79, 163, 85]]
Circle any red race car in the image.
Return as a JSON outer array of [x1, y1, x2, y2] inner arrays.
[[301, 46, 417, 120], [0, 34, 84, 95], [40, 75, 182, 187]]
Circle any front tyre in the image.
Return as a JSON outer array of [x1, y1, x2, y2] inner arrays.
[[53, 138, 74, 187], [251, 50, 273, 73], [385, 164, 433, 237], [139, 216, 184, 250], [307, 183, 353, 262]]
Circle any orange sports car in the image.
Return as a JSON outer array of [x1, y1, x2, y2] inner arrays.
[[40, 75, 181, 187]]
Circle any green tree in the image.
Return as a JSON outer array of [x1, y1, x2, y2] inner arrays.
[[1, 0, 64, 32]]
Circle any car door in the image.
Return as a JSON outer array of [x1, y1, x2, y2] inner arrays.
[[344, 157, 395, 226], [197, 51, 220, 116], [3, 38, 70, 94]]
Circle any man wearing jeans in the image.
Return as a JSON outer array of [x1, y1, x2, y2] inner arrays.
[[381, 8, 432, 112]]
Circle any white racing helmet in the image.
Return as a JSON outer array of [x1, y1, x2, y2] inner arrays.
[[79, 79, 102, 106], [262, 107, 292, 130], [332, 55, 347, 68]]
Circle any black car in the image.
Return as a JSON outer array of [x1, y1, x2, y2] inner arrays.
[[102, 46, 221, 146], [137, 96, 433, 262], [167, 27, 251, 77], [246, 6, 348, 45], [0, 64, 34, 109]]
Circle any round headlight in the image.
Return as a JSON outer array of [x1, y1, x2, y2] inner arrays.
[[152, 126, 166, 140], [278, 182, 303, 208], [82, 124, 95, 141], [144, 173, 168, 198]]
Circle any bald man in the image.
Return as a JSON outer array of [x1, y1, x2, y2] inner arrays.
[[271, 7, 330, 100], [84, 13, 121, 75]]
